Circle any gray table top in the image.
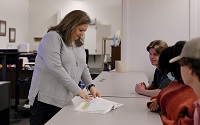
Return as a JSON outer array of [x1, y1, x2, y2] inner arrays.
[[45, 96, 162, 125], [94, 71, 148, 98], [45, 71, 162, 125]]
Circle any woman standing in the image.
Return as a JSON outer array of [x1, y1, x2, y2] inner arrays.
[[28, 10, 101, 125]]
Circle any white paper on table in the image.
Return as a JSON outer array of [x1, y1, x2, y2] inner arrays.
[[74, 97, 123, 114]]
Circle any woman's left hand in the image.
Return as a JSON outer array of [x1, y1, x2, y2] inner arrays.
[[90, 87, 101, 98]]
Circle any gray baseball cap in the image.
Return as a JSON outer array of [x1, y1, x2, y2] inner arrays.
[[169, 37, 200, 63]]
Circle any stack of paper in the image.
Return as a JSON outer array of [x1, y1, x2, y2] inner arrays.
[[74, 97, 123, 114]]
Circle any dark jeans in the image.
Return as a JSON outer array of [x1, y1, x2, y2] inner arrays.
[[29, 96, 61, 125]]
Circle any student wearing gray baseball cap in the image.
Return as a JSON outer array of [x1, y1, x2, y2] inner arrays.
[[169, 37, 200, 125]]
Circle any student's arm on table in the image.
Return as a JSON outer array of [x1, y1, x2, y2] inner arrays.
[[147, 96, 160, 112], [135, 82, 161, 97], [136, 87, 161, 97]]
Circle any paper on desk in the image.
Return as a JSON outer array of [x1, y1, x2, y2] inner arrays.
[[74, 97, 123, 114]]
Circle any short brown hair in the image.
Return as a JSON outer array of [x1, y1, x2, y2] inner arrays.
[[179, 57, 200, 81], [48, 10, 91, 47], [146, 40, 168, 54]]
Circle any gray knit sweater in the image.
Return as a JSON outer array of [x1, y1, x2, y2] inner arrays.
[[28, 31, 93, 108]]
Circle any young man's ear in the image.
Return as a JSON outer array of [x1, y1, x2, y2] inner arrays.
[[189, 67, 194, 75]]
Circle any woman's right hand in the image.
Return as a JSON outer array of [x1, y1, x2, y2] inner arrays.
[[78, 89, 92, 102]]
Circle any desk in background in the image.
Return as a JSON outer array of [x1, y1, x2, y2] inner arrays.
[[0, 51, 35, 97], [0, 49, 19, 81], [0, 51, 35, 114]]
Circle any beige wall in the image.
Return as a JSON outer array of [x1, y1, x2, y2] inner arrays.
[[122, 0, 200, 82], [29, 0, 121, 51], [0, 0, 29, 49]]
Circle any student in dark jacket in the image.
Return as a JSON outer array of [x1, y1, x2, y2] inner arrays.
[[135, 40, 173, 97]]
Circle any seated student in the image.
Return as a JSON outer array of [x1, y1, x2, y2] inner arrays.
[[135, 40, 173, 97], [169, 37, 200, 125], [159, 41, 186, 82], [147, 41, 198, 125]]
